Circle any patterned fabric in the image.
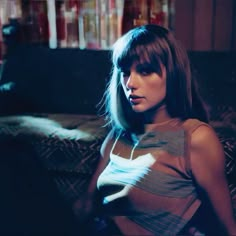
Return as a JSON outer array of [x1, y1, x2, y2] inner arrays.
[[0, 113, 236, 223], [209, 103, 236, 186], [217, 131, 236, 179], [0, 114, 108, 203], [33, 136, 105, 203]]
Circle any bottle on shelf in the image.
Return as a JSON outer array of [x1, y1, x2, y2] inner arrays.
[[150, 0, 169, 28], [0, 0, 171, 52], [78, 0, 99, 49], [133, 0, 148, 27], [65, 0, 79, 48]]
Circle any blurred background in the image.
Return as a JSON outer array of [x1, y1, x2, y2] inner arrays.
[[0, 0, 235, 62]]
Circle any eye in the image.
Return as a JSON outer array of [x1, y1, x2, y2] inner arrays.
[[120, 69, 130, 78], [136, 64, 155, 76], [139, 68, 152, 76]]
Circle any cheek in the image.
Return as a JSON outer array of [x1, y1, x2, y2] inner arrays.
[[121, 80, 127, 94], [151, 77, 166, 91], [121, 77, 131, 95], [120, 77, 126, 89], [149, 80, 167, 101]]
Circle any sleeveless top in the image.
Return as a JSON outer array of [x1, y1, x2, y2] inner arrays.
[[97, 118, 209, 236]]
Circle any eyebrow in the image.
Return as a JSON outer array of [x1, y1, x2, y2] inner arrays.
[[136, 62, 163, 75], [135, 63, 156, 71]]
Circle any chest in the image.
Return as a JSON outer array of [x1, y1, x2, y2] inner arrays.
[[98, 129, 193, 198], [112, 129, 187, 162]]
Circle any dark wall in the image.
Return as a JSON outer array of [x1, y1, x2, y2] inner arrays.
[[175, 0, 236, 51]]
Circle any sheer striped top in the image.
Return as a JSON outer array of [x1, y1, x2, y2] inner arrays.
[[97, 118, 209, 235]]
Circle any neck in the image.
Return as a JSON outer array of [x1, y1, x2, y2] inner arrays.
[[144, 104, 172, 124]]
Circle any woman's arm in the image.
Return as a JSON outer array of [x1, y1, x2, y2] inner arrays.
[[73, 130, 114, 221], [190, 125, 236, 235]]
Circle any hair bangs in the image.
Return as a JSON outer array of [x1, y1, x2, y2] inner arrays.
[[112, 29, 164, 75]]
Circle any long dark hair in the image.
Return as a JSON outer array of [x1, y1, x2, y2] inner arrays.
[[104, 24, 208, 131]]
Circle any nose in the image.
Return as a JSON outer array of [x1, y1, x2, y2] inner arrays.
[[126, 71, 138, 90]]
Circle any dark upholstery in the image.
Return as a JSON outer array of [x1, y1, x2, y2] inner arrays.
[[0, 46, 235, 234], [189, 52, 236, 107], [0, 114, 108, 205], [0, 138, 79, 236], [0, 46, 236, 118], [188, 51, 236, 122], [0, 45, 112, 115]]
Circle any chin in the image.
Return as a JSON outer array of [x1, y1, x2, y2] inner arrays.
[[132, 106, 148, 113]]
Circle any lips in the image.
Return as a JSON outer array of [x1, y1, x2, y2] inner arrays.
[[129, 94, 143, 104]]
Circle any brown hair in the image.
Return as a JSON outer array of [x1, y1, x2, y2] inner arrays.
[[103, 24, 208, 131]]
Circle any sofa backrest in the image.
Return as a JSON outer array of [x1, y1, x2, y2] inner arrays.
[[0, 45, 236, 120], [188, 51, 236, 122], [0, 45, 112, 115]]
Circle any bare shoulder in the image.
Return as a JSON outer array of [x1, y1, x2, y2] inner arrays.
[[191, 124, 222, 149], [100, 129, 117, 157], [191, 124, 225, 161], [190, 124, 225, 186]]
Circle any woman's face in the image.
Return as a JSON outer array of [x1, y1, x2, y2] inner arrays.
[[120, 62, 167, 113]]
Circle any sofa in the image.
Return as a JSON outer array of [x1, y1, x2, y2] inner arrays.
[[0, 45, 236, 235]]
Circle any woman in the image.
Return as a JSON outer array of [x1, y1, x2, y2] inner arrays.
[[77, 24, 236, 235]]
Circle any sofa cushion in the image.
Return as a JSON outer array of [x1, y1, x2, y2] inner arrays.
[[1, 113, 236, 204], [0, 114, 109, 203]]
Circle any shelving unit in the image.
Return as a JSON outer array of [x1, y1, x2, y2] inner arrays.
[[0, 0, 170, 58]]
